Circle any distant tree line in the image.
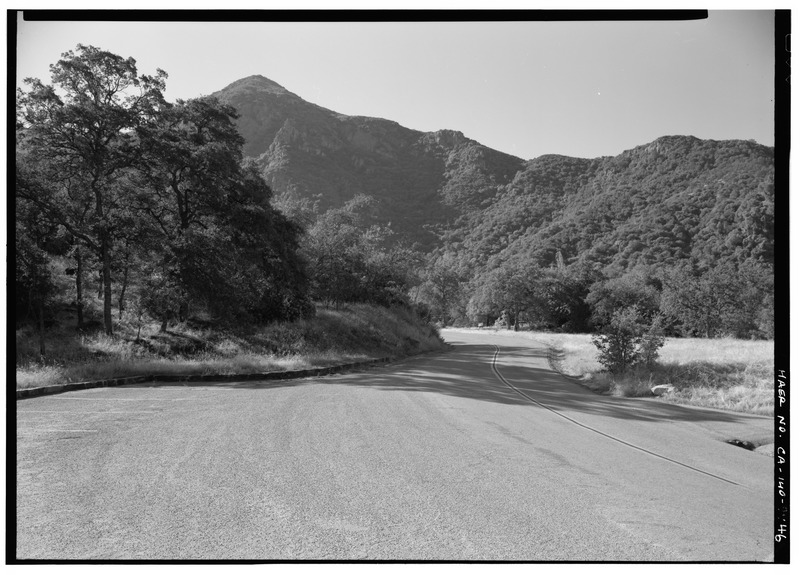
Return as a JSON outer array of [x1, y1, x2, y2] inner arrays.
[[411, 251, 773, 341]]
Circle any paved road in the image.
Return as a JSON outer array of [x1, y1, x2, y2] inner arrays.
[[15, 330, 774, 560]]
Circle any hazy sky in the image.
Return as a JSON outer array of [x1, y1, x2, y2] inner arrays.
[[15, 10, 775, 160]]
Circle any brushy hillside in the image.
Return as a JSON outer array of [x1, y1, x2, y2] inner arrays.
[[16, 304, 445, 390], [213, 75, 524, 248]]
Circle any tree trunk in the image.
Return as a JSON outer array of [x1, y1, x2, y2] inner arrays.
[[92, 179, 113, 336], [178, 300, 188, 322], [101, 235, 113, 336], [135, 303, 144, 342], [37, 299, 46, 357], [118, 260, 129, 320], [160, 315, 169, 333], [75, 248, 84, 328], [513, 312, 519, 331]]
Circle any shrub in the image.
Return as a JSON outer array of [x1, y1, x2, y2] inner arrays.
[[639, 315, 666, 368], [592, 307, 665, 374], [591, 307, 642, 374]]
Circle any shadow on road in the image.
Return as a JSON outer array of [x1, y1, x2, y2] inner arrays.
[[125, 342, 764, 426]]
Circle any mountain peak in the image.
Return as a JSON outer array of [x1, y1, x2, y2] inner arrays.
[[221, 75, 291, 95]]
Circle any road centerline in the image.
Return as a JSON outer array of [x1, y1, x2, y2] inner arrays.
[[488, 344, 740, 486]]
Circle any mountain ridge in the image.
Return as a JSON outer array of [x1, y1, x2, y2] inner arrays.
[[212, 75, 774, 275], [213, 76, 526, 246]]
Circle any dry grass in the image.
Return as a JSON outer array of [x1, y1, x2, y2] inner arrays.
[[445, 328, 774, 415], [15, 304, 445, 390], [607, 359, 774, 416]]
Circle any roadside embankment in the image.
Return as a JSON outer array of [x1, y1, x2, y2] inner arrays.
[[16, 304, 445, 395]]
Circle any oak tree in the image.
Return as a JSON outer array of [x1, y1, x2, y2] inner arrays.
[[17, 45, 167, 335]]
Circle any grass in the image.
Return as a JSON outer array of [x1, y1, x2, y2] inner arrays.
[[15, 303, 445, 390], [445, 327, 774, 416]]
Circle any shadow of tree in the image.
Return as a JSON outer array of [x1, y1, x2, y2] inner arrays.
[[126, 341, 766, 426]]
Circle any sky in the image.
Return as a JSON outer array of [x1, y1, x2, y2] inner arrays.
[[14, 10, 776, 160]]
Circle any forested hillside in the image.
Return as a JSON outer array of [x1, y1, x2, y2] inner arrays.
[[425, 136, 774, 340], [442, 136, 773, 273]]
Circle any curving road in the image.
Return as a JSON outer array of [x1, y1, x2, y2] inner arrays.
[[15, 330, 774, 561]]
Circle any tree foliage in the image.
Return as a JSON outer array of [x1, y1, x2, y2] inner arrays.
[[468, 264, 540, 330], [660, 261, 772, 338], [17, 45, 167, 335], [414, 252, 469, 326], [592, 307, 665, 374], [303, 195, 412, 309], [586, 270, 662, 329], [16, 45, 313, 342]]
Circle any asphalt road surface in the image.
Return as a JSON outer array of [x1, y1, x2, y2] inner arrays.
[[15, 330, 774, 561]]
